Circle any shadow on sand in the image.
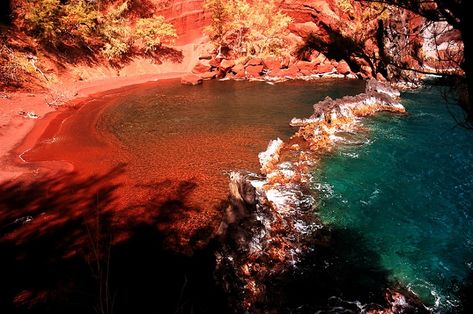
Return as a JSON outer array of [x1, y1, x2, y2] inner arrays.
[[0, 166, 227, 314]]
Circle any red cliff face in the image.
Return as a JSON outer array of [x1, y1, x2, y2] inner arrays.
[[155, 0, 208, 44], [159, 0, 428, 79]]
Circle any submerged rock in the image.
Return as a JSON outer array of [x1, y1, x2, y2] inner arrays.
[[180, 74, 203, 85], [216, 79, 407, 311]]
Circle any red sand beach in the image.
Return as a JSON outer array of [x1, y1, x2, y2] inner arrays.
[[0, 72, 188, 182]]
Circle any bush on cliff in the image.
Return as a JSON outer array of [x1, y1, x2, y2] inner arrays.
[[99, 1, 132, 60], [204, 0, 292, 57], [134, 16, 178, 53], [14, 0, 177, 62]]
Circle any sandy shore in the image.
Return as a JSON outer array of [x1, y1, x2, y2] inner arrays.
[[0, 71, 187, 182]]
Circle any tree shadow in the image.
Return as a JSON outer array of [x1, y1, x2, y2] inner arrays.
[[38, 42, 184, 73], [259, 227, 429, 313], [0, 2, 11, 25], [110, 46, 184, 69], [0, 166, 228, 313], [295, 32, 372, 74]]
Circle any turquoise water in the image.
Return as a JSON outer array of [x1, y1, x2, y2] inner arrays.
[[316, 87, 473, 311]]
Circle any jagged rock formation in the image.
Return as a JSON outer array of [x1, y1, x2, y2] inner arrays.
[[216, 79, 406, 311]]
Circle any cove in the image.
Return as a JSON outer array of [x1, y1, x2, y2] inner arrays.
[[5, 79, 473, 312], [315, 87, 473, 312], [22, 78, 365, 249]]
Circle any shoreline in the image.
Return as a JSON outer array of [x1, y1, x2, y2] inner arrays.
[[0, 73, 365, 182], [0, 71, 187, 182]]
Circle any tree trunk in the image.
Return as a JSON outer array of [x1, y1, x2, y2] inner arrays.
[[376, 19, 389, 78]]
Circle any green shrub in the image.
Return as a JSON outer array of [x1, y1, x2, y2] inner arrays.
[[98, 1, 132, 60], [15, 0, 177, 62], [134, 16, 177, 53], [204, 0, 292, 57], [21, 0, 63, 46]]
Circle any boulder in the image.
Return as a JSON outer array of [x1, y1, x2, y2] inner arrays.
[[284, 32, 305, 48], [231, 63, 245, 74], [220, 59, 236, 71], [181, 74, 203, 85], [263, 57, 282, 71], [246, 65, 264, 77], [209, 58, 222, 68], [267, 68, 284, 77], [315, 64, 335, 74], [336, 60, 351, 74], [192, 62, 212, 74], [246, 58, 263, 66], [200, 71, 217, 80], [296, 61, 316, 75], [312, 52, 328, 65], [233, 70, 246, 79], [269, 64, 300, 78], [285, 64, 301, 77], [309, 50, 321, 62], [280, 56, 291, 68], [268, 64, 301, 78]]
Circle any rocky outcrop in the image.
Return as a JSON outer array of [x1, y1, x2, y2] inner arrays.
[[216, 80, 406, 311], [148, 0, 447, 83]]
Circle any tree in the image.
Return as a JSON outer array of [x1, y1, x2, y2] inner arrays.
[[204, 0, 292, 57], [203, 0, 234, 46], [12, 0, 177, 63], [134, 16, 177, 53], [358, 0, 472, 125]]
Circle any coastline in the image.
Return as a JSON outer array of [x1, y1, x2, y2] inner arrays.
[[0, 71, 187, 182]]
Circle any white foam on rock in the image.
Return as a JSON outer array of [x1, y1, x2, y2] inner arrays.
[[258, 138, 283, 169]]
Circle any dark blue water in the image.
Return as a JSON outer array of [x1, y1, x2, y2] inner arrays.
[[315, 87, 473, 311]]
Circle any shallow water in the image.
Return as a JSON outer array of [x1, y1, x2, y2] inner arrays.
[[24, 79, 365, 246], [315, 87, 473, 311]]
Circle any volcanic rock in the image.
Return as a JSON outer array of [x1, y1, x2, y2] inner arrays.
[[209, 58, 222, 68], [192, 62, 212, 74], [220, 59, 235, 71], [296, 61, 316, 75], [263, 57, 282, 71], [200, 71, 217, 80], [336, 60, 351, 74], [181, 74, 203, 85], [315, 64, 335, 74], [246, 65, 264, 78], [246, 58, 263, 66]]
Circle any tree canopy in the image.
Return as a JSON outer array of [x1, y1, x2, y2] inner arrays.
[[14, 0, 177, 62], [204, 0, 292, 57]]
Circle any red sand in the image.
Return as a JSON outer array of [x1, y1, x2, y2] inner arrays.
[[9, 79, 268, 251], [0, 72, 189, 181], [0, 36, 213, 181]]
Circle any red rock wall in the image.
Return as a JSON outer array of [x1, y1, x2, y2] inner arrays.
[[155, 0, 208, 44]]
